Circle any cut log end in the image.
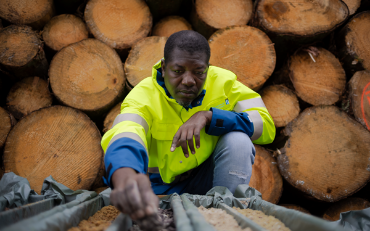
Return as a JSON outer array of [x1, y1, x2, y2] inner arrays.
[[278, 106, 370, 202], [103, 103, 121, 133], [152, 16, 192, 38], [249, 145, 283, 204], [260, 85, 300, 127], [4, 106, 103, 193], [323, 197, 370, 221], [0, 107, 16, 149], [342, 0, 362, 15], [42, 14, 88, 51], [280, 204, 310, 214], [125, 36, 167, 87], [209, 26, 276, 90]]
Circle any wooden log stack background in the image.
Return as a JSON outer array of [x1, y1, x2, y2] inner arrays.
[[0, 0, 369, 217]]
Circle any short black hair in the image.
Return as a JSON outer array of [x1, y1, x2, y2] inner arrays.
[[164, 30, 210, 63]]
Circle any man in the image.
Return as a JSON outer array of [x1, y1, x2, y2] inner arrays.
[[101, 30, 275, 220]]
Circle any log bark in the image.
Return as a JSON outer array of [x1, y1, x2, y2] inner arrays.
[[0, 0, 55, 30], [90, 156, 105, 190], [6, 77, 52, 120], [278, 106, 370, 202], [42, 14, 88, 52], [152, 16, 192, 38], [0, 25, 49, 79], [279, 204, 310, 214], [336, 11, 370, 76], [0, 107, 16, 150], [84, 0, 152, 50], [289, 47, 346, 106], [103, 103, 121, 133], [348, 70, 370, 131], [249, 145, 283, 204], [3, 106, 103, 193], [208, 25, 276, 90], [260, 85, 300, 127], [124, 36, 167, 87], [323, 197, 370, 221], [49, 39, 126, 118], [191, 0, 253, 39]]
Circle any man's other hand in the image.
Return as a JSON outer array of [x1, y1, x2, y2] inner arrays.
[[110, 168, 158, 220], [171, 110, 212, 157]]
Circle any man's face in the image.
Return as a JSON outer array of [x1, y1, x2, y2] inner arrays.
[[161, 48, 209, 107]]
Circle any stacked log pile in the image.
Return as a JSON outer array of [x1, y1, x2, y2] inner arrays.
[[0, 0, 369, 217]]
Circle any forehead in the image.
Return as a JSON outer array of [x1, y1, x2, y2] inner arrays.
[[167, 48, 208, 66]]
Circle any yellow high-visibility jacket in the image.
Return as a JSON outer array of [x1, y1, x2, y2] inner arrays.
[[101, 61, 275, 185]]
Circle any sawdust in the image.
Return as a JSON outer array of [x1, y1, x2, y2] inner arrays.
[[198, 206, 252, 231], [234, 208, 291, 231]]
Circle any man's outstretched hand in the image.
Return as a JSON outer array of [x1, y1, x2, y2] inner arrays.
[[171, 110, 212, 157], [110, 168, 159, 220]]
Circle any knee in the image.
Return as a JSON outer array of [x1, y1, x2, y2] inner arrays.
[[217, 131, 255, 164]]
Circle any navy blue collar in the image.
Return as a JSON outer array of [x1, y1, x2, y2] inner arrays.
[[156, 68, 206, 110]]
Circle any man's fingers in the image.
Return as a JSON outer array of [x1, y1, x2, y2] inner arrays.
[[171, 130, 181, 152], [194, 128, 201, 149], [187, 131, 196, 154], [137, 175, 158, 217], [125, 179, 144, 219]]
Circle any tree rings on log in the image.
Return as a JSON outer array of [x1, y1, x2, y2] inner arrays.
[[42, 14, 88, 52], [84, 0, 152, 50], [260, 85, 300, 127], [255, 0, 348, 37], [124, 36, 167, 87], [0, 107, 16, 149], [323, 197, 370, 221], [0, 0, 55, 30], [209, 26, 276, 90], [90, 156, 105, 190], [49, 39, 125, 117], [6, 77, 52, 119], [152, 16, 192, 38], [191, 0, 253, 39], [0, 25, 49, 79], [3, 106, 103, 193], [280, 204, 310, 214], [336, 11, 370, 76], [103, 103, 121, 133], [249, 145, 283, 204], [289, 47, 346, 106], [349, 70, 370, 131], [278, 106, 370, 202]]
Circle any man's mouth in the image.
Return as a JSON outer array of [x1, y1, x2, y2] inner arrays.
[[178, 91, 195, 98]]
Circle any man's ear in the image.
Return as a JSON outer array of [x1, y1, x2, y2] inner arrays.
[[161, 58, 165, 75]]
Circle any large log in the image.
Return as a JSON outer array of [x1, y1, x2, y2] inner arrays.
[[289, 47, 346, 106], [3, 106, 103, 193], [249, 145, 283, 204], [42, 14, 88, 52], [260, 85, 300, 128], [348, 70, 370, 131], [336, 11, 370, 76], [191, 0, 253, 39], [124, 36, 167, 87], [323, 197, 370, 221], [0, 107, 16, 150], [49, 39, 126, 118], [208, 25, 276, 91], [152, 16, 192, 38], [277, 106, 370, 202], [0, 0, 55, 30], [103, 103, 121, 133], [342, 0, 362, 15], [84, 0, 152, 51], [0, 25, 49, 79], [6, 77, 52, 120]]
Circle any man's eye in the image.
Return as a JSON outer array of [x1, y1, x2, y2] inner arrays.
[[173, 70, 182, 73]]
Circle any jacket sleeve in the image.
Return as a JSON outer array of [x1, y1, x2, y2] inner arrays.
[[101, 99, 152, 188], [207, 80, 275, 145]]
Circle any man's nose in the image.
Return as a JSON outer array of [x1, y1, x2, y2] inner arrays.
[[181, 71, 196, 86]]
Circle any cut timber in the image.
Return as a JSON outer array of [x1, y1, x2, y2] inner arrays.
[[191, 0, 253, 39], [342, 0, 362, 15], [209, 26, 276, 90], [103, 103, 121, 133], [336, 11, 370, 76], [278, 106, 370, 202], [3, 106, 103, 193], [49, 39, 125, 118], [249, 145, 283, 204], [0, 0, 55, 30], [125, 36, 167, 87], [280, 204, 310, 214], [323, 197, 370, 221], [152, 16, 192, 38], [289, 47, 346, 106], [0, 107, 16, 149], [145, 0, 185, 21], [349, 70, 370, 131], [84, 0, 152, 50], [90, 156, 105, 190], [260, 85, 300, 127], [42, 14, 88, 52], [0, 25, 49, 79], [6, 77, 52, 119]]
